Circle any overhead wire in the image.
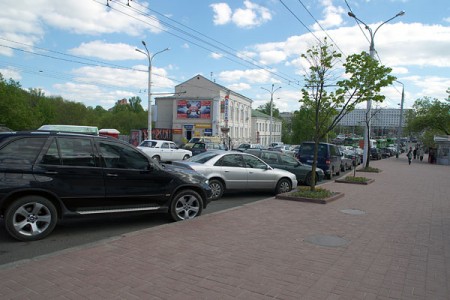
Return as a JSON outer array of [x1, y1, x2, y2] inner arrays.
[[101, 0, 302, 87]]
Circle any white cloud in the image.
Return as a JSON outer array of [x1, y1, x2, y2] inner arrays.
[[0, 0, 162, 54], [71, 65, 173, 91], [312, 0, 346, 31], [210, 52, 223, 59], [227, 82, 251, 91], [218, 69, 274, 84], [259, 50, 287, 65], [211, 1, 271, 28], [69, 41, 143, 61], [0, 67, 22, 81], [210, 3, 232, 25]]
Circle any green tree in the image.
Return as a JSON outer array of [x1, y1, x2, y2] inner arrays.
[[405, 96, 450, 148], [291, 107, 315, 143], [300, 38, 395, 190], [256, 102, 280, 118]]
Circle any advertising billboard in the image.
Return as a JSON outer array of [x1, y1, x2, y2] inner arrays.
[[177, 100, 211, 119]]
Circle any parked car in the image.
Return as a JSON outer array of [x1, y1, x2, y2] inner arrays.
[[246, 149, 324, 186], [137, 139, 192, 162], [273, 145, 295, 156], [173, 151, 297, 200], [191, 142, 227, 156], [0, 131, 212, 241], [235, 143, 264, 152], [296, 142, 342, 180], [183, 136, 221, 150], [342, 148, 362, 166], [380, 147, 392, 158], [370, 147, 382, 160], [340, 151, 353, 171]]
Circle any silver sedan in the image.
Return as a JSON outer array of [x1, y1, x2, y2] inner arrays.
[[172, 151, 298, 200]]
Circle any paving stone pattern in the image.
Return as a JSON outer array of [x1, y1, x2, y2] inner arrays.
[[0, 155, 449, 299]]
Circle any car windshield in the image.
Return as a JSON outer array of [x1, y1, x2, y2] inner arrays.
[[188, 151, 220, 163], [188, 138, 200, 143]]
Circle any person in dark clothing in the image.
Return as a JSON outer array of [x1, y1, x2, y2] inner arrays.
[[413, 146, 417, 159], [407, 147, 413, 165]]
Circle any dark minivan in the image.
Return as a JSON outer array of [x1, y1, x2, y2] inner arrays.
[[0, 131, 212, 241], [296, 142, 342, 179]]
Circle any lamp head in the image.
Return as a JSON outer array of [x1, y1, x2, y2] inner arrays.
[[396, 10, 405, 17], [141, 41, 146, 46], [348, 12, 356, 18]]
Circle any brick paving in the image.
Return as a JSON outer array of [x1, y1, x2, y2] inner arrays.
[[0, 154, 449, 299]]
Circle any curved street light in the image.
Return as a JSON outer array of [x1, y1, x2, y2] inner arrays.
[[348, 10, 405, 167], [136, 41, 169, 140], [261, 84, 281, 146]]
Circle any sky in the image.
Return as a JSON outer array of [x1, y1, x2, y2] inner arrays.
[[0, 0, 449, 113]]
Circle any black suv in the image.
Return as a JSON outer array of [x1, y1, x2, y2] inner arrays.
[[0, 131, 212, 241]]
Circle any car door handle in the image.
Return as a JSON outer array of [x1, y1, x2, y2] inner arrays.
[[106, 173, 119, 177]]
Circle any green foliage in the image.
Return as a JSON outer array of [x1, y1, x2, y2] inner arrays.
[[256, 101, 280, 118], [298, 38, 395, 190], [0, 73, 147, 134], [291, 186, 333, 199], [291, 108, 315, 143], [343, 176, 369, 183], [406, 97, 450, 139]]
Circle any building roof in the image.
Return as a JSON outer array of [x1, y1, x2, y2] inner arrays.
[[251, 110, 282, 121], [176, 74, 253, 103]]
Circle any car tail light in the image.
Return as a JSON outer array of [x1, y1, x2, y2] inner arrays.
[[326, 159, 330, 165]]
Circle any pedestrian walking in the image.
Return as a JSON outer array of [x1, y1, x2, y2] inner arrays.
[[413, 146, 417, 159], [419, 147, 424, 162], [407, 147, 413, 165]]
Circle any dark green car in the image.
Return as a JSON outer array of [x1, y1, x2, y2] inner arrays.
[[246, 149, 324, 186]]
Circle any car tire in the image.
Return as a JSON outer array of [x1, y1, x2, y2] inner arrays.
[[275, 178, 292, 194], [169, 189, 203, 221], [5, 196, 58, 242], [209, 179, 224, 200], [335, 167, 340, 176], [182, 154, 190, 160], [152, 155, 161, 162], [326, 171, 332, 180]]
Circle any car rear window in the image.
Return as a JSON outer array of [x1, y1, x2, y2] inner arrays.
[[189, 151, 220, 163], [300, 143, 327, 157]]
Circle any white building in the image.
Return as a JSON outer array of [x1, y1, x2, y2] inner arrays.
[[251, 110, 282, 146], [338, 108, 411, 136], [154, 75, 252, 147]]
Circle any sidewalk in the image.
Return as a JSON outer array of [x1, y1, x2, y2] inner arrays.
[[1, 155, 449, 299]]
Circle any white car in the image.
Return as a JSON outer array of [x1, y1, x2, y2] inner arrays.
[[137, 140, 192, 162]]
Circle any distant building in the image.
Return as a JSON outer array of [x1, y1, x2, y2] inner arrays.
[[338, 108, 411, 136], [154, 74, 252, 147], [251, 110, 282, 146]]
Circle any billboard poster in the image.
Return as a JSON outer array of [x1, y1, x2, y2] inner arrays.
[[177, 100, 211, 119]]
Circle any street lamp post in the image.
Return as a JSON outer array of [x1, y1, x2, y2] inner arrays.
[[136, 41, 169, 140], [261, 84, 281, 146], [395, 81, 405, 158], [348, 10, 405, 167]]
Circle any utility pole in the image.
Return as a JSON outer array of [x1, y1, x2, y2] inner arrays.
[[261, 84, 281, 146]]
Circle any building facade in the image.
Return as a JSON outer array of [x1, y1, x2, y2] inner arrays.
[[338, 108, 411, 136], [251, 110, 282, 146], [154, 75, 252, 147]]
